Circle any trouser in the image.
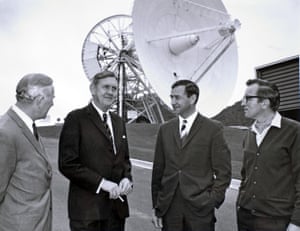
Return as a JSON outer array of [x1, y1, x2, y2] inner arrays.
[[237, 207, 290, 231], [162, 187, 215, 231], [70, 209, 125, 231]]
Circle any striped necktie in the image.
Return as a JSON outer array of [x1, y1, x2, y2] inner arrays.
[[180, 119, 188, 145], [103, 113, 115, 153], [180, 119, 188, 138]]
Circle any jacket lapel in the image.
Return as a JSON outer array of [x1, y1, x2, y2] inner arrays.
[[86, 104, 121, 155], [86, 103, 112, 141], [110, 113, 121, 153], [7, 109, 48, 160], [181, 113, 203, 148], [172, 118, 181, 148]]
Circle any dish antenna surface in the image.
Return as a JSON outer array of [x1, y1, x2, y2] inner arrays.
[[132, 0, 240, 117]]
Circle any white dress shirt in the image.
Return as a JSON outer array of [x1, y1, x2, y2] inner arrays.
[[91, 101, 116, 153], [12, 105, 34, 135], [91, 101, 117, 194], [179, 111, 198, 137], [251, 111, 281, 146]]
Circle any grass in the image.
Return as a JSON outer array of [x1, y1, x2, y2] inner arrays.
[[38, 124, 246, 179], [223, 127, 246, 179], [126, 124, 158, 162]]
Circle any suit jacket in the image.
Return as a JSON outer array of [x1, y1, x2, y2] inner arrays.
[[58, 103, 132, 220], [0, 108, 52, 231], [151, 113, 231, 217]]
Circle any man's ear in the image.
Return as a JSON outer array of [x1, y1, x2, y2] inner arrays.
[[190, 94, 197, 105], [262, 98, 270, 108], [89, 83, 96, 96], [34, 95, 44, 105]]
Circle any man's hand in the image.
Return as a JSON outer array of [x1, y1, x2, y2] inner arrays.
[[119, 178, 133, 195], [287, 223, 300, 231], [101, 179, 121, 199], [152, 209, 163, 229]]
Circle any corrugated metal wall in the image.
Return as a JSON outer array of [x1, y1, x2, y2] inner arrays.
[[256, 56, 300, 111]]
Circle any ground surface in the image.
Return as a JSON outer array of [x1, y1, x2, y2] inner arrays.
[[40, 124, 245, 230]]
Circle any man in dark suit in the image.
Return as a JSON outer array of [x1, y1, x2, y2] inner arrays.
[[59, 70, 133, 231], [237, 79, 300, 231], [151, 79, 231, 231], [0, 73, 55, 231]]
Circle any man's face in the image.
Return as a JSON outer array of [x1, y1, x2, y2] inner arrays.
[[91, 76, 118, 111], [37, 85, 55, 119], [170, 85, 194, 117], [241, 83, 264, 119]]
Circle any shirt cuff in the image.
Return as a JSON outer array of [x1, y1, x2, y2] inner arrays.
[[96, 178, 104, 194]]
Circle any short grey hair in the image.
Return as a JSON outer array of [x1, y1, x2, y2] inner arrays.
[[16, 73, 53, 102], [91, 70, 117, 86]]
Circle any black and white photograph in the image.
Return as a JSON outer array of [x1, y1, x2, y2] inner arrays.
[[0, 0, 299, 230]]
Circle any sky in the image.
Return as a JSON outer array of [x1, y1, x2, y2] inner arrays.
[[0, 0, 299, 122]]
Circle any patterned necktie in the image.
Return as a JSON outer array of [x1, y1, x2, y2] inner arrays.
[[103, 113, 115, 153], [32, 122, 39, 141], [180, 119, 188, 138], [180, 119, 188, 145]]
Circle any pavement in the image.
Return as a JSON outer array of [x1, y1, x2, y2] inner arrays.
[[48, 143, 239, 231], [125, 161, 239, 231]]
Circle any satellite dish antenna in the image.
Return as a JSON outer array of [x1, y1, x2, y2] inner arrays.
[[132, 0, 240, 117], [81, 15, 168, 123]]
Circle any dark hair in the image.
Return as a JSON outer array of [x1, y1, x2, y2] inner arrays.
[[91, 70, 117, 85], [16, 73, 53, 102], [171, 79, 199, 104], [246, 78, 280, 111]]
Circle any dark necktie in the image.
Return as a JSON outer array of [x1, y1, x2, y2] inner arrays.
[[180, 120, 187, 137], [32, 122, 39, 141], [180, 119, 188, 145], [103, 113, 115, 152]]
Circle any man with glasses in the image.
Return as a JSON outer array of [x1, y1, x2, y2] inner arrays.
[[237, 78, 300, 231]]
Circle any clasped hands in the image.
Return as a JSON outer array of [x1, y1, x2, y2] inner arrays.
[[287, 223, 300, 231], [101, 178, 133, 200]]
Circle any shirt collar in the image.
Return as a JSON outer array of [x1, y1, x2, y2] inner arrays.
[[91, 101, 110, 120], [271, 111, 281, 128], [12, 104, 34, 133], [251, 111, 281, 132], [179, 111, 198, 125]]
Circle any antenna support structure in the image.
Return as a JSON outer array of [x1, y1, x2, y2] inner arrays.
[[82, 14, 168, 123]]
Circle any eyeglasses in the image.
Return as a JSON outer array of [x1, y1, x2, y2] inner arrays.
[[242, 95, 267, 103]]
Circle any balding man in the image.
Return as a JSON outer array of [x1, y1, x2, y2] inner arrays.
[[0, 73, 55, 231]]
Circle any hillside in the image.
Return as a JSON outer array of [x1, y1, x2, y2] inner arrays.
[[213, 101, 253, 126]]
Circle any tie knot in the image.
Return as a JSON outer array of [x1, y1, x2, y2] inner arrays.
[[181, 120, 187, 131], [103, 113, 108, 123], [32, 122, 39, 140]]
